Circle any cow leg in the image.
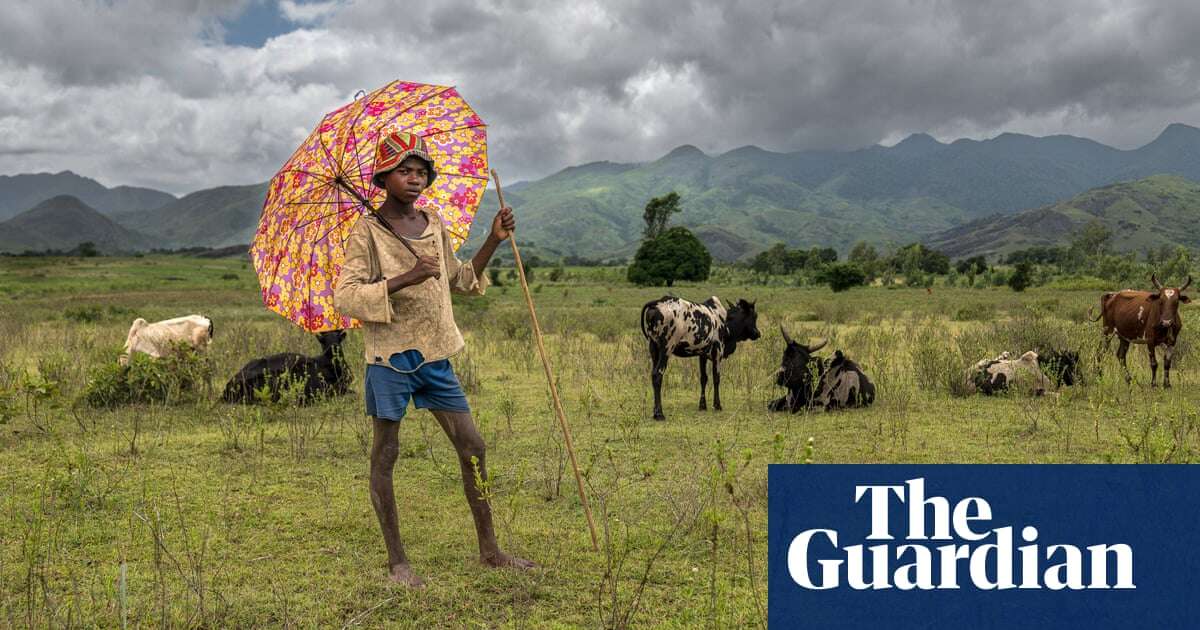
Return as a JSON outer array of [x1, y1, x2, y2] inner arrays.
[[649, 342, 668, 421], [698, 355, 708, 410], [1116, 339, 1131, 384], [1147, 343, 1159, 387], [711, 352, 722, 412], [1164, 344, 1174, 388]]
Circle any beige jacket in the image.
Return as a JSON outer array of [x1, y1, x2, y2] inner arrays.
[[333, 208, 488, 369]]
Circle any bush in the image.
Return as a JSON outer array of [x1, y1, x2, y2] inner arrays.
[[1008, 262, 1033, 292], [627, 226, 712, 286], [82, 346, 212, 408], [822, 263, 866, 292]]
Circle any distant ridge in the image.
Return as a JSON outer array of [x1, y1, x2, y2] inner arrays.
[[0, 171, 175, 221], [111, 182, 269, 248], [924, 174, 1200, 259], [0, 195, 157, 253], [461, 123, 1200, 261], [5, 124, 1200, 259]]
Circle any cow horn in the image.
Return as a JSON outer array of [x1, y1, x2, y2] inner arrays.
[[1183, 276, 1193, 292], [1152, 273, 1162, 290], [807, 338, 828, 353], [780, 324, 793, 345]]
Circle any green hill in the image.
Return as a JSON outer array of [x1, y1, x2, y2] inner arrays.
[[0, 195, 156, 253], [6, 124, 1200, 259], [0, 171, 175, 220], [462, 124, 1200, 261], [111, 182, 269, 248], [924, 175, 1200, 259]]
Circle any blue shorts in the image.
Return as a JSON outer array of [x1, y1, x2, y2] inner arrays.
[[364, 351, 471, 421]]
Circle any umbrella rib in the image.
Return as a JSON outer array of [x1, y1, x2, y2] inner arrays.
[[269, 169, 342, 210], [291, 207, 351, 231], [312, 185, 354, 246], [346, 125, 374, 196], [344, 89, 377, 195], [314, 127, 350, 190]]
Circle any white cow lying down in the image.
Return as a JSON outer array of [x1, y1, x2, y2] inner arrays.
[[120, 315, 214, 365]]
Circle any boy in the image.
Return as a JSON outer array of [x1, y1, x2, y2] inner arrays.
[[334, 130, 533, 587]]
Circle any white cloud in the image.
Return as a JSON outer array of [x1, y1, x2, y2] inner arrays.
[[0, 0, 1199, 194], [279, 0, 343, 25]]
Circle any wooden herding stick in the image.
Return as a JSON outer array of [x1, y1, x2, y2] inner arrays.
[[491, 169, 599, 552]]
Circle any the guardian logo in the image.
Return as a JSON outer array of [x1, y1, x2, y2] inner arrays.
[[787, 478, 1135, 591]]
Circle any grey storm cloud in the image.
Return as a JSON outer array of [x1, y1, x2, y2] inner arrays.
[[0, 0, 1199, 194]]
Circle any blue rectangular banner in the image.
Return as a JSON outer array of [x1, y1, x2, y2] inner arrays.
[[768, 465, 1200, 628]]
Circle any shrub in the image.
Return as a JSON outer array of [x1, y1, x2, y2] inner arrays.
[[82, 346, 212, 407], [822, 263, 866, 292]]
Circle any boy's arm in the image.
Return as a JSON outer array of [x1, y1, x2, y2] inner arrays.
[[469, 206, 515, 280], [333, 225, 392, 323]]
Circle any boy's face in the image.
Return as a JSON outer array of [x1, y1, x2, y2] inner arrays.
[[384, 156, 432, 203]]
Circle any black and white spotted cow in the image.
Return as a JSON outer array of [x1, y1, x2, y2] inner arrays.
[[640, 295, 761, 421]]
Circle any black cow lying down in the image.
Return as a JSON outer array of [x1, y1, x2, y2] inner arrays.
[[768, 327, 876, 412], [1038, 350, 1080, 387], [222, 330, 351, 404]]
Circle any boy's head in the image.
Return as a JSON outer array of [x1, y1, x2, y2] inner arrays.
[[371, 130, 437, 189]]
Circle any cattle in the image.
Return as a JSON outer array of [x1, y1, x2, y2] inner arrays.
[[222, 330, 351, 404], [120, 314, 213, 365], [815, 350, 877, 410], [768, 328, 875, 412], [1037, 350, 1081, 388], [964, 351, 1051, 396], [768, 328, 827, 412], [640, 296, 761, 421], [1089, 274, 1191, 387]]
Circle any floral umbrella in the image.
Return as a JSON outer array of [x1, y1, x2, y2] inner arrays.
[[252, 80, 488, 332]]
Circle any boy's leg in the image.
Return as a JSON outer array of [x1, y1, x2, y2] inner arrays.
[[369, 417, 425, 586], [429, 409, 536, 569]]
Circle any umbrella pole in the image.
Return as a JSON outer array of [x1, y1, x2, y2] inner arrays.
[[491, 169, 600, 552]]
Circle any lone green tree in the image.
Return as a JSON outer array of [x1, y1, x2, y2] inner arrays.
[[642, 192, 682, 240], [628, 227, 712, 286], [1008, 261, 1033, 292]]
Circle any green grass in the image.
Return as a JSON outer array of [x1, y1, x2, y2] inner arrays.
[[2, 256, 1198, 627]]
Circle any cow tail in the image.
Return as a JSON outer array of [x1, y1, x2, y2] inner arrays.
[[1087, 295, 1107, 322], [640, 302, 654, 340], [120, 318, 148, 365]]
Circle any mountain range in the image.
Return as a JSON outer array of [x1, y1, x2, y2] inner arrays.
[[924, 174, 1200, 259], [3, 124, 1200, 259]]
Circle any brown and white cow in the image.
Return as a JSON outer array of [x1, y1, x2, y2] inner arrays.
[[1090, 274, 1191, 387]]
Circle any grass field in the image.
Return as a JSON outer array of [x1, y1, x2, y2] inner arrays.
[[1, 256, 1197, 628]]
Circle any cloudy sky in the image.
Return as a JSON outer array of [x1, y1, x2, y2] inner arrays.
[[2, 0, 1199, 195]]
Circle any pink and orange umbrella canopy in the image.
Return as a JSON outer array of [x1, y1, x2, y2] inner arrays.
[[252, 81, 489, 332]]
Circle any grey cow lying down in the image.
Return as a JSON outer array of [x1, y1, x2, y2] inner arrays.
[[963, 351, 1052, 396], [768, 327, 876, 412]]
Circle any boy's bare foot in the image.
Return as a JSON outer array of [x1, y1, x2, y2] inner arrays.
[[481, 551, 538, 570], [388, 563, 426, 587]]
